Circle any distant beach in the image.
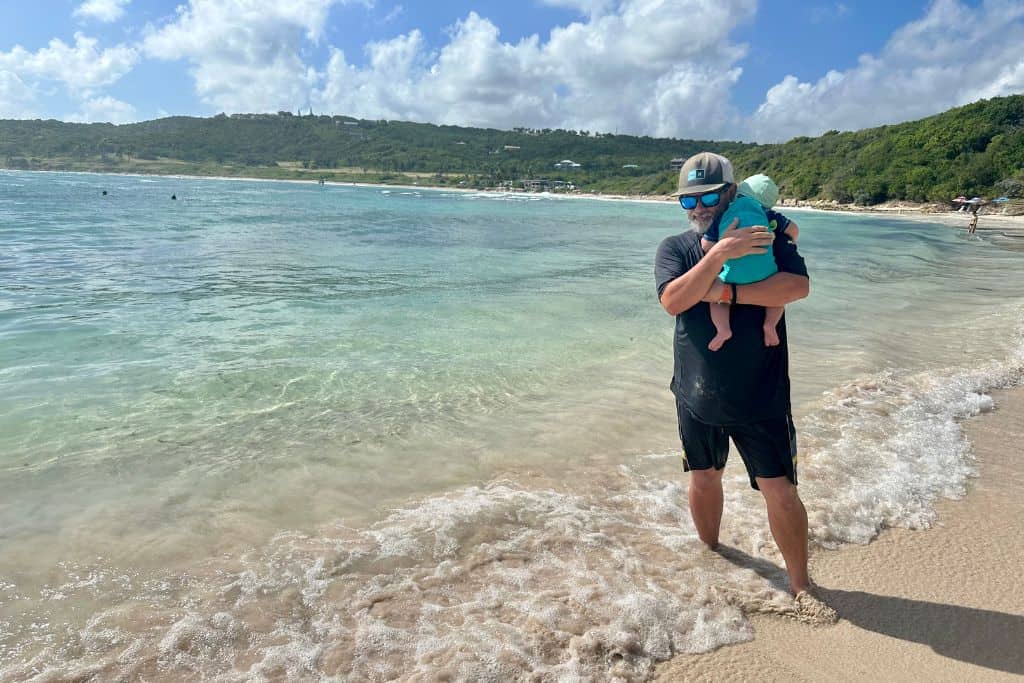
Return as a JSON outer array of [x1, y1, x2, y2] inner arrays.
[[13, 164, 1023, 233]]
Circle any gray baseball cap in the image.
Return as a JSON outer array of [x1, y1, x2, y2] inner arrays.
[[673, 152, 735, 197]]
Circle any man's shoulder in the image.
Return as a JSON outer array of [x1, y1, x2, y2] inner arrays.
[[655, 230, 702, 294]]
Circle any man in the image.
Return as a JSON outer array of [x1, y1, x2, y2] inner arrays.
[[655, 152, 832, 617]]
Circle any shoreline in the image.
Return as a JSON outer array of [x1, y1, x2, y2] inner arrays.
[[7, 166, 1022, 230], [655, 385, 1024, 682]]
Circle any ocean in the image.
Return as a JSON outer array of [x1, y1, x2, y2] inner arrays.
[[1, 170, 1022, 680]]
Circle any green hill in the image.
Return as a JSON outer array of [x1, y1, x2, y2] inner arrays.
[[2, 95, 1023, 203], [730, 95, 1024, 204]]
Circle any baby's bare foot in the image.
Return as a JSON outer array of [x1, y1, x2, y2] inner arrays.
[[708, 332, 732, 351], [763, 325, 780, 347]]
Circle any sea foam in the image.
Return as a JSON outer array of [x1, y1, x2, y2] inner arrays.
[[3, 325, 1021, 680]]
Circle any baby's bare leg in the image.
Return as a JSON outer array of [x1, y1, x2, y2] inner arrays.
[[708, 302, 732, 351], [764, 306, 784, 346]]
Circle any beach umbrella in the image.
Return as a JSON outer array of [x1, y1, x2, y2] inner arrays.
[[967, 197, 984, 203], [992, 196, 1010, 203], [953, 195, 967, 202]]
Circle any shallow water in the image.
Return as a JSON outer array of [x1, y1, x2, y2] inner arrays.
[[1, 171, 1022, 680]]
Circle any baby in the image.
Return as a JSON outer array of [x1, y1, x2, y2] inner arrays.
[[700, 174, 800, 351]]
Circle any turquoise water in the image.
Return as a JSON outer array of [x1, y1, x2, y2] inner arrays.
[[2, 171, 1023, 679]]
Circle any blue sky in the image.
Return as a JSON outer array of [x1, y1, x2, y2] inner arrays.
[[1, 0, 1020, 142]]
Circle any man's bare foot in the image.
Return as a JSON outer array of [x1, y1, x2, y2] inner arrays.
[[708, 331, 732, 351], [763, 325, 780, 347], [792, 589, 839, 625]]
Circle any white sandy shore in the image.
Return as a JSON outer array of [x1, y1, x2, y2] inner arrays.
[[654, 385, 1024, 682], [781, 203, 1024, 235]]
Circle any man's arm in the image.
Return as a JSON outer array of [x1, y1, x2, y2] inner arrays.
[[701, 271, 809, 307], [701, 229, 810, 306], [659, 221, 774, 316], [659, 247, 728, 316], [736, 272, 809, 306]]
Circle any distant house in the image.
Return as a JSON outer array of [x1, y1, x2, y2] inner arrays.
[[521, 179, 575, 192], [554, 159, 581, 169], [503, 145, 521, 151], [622, 164, 639, 169], [455, 141, 467, 145], [669, 158, 685, 170]]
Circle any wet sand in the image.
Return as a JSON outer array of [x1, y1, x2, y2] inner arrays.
[[655, 386, 1024, 682]]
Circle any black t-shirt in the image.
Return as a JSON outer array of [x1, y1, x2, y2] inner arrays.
[[654, 228, 808, 426]]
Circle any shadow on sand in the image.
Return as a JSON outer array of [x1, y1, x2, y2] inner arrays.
[[714, 544, 1024, 676]]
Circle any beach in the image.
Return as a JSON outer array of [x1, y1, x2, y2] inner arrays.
[[2, 170, 1023, 679], [656, 386, 1024, 682]]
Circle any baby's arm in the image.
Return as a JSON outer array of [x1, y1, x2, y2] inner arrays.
[[783, 220, 799, 242], [701, 237, 714, 252]]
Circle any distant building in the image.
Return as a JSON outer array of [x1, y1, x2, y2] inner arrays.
[[669, 158, 685, 170], [521, 179, 575, 192], [622, 164, 639, 169], [554, 159, 581, 169], [503, 145, 521, 151]]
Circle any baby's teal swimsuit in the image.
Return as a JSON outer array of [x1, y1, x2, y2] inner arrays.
[[714, 195, 778, 284]]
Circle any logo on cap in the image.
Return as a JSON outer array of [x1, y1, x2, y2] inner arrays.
[[688, 169, 705, 181]]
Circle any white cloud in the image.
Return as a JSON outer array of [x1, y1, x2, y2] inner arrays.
[[381, 4, 404, 24], [74, 0, 132, 23], [538, 0, 614, 17], [137, 0, 755, 136], [0, 33, 138, 92], [0, 71, 40, 118], [313, 0, 755, 139], [65, 95, 137, 123], [0, 32, 137, 122], [11, 0, 1012, 141], [749, 0, 1024, 142], [142, 0, 346, 112]]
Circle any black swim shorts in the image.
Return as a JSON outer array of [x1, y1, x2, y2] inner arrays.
[[675, 398, 798, 490]]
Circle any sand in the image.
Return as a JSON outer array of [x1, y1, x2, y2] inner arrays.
[[784, 203, 1024, 236], [654, 386, 1024, 682]]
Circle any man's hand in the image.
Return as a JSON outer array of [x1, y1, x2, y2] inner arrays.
[[659, 220, 779, 317], [710, 221, 774, 260]]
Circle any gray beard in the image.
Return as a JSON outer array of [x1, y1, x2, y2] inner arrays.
[[689, 214, 714, 235]]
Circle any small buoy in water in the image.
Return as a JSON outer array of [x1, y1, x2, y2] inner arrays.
[[171, 194, 177, 200], [102, 190, 107, 196]]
